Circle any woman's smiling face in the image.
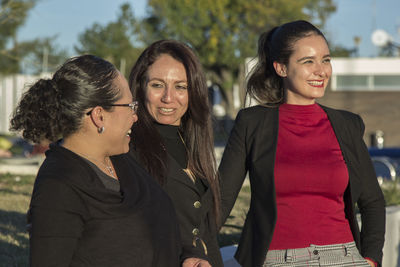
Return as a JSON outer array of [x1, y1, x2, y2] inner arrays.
[[275, 34, 332, 105], [145, 54, 189, 126]]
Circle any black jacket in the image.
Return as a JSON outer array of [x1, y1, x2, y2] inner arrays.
[[29, 144, 181, 267], [130, 150, 223, 267], [219, 104, 385, 267], [164, 154, 223, 266]]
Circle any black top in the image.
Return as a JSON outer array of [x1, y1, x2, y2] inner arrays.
[[155, 123, 207, 195], [155, 123, 187, 168], [29, 143, 181, 267]]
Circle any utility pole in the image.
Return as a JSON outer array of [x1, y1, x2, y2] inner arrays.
[[42, 47, 48, 74]]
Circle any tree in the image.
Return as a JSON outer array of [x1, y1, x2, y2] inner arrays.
[[76, 1, 337, 116], [378, 44, 399, 57], [0, 0, 68, 74], [330, 45, 356, 57], [75, 4, 143, 77], [137, 0, 337, 115], [0, 0, 36, 74], [17, 36, 69, 74]]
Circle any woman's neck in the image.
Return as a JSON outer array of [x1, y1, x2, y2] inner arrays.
[[62, 133, 117, 179]]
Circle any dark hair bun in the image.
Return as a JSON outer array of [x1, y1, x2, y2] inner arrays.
[[10, 79, 63, 143]]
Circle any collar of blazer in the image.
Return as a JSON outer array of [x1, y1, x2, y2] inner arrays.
[[166, 153, 211, 196]]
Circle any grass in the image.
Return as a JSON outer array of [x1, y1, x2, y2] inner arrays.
[[218, 184, 250, 247], [0, 173, 34, 267], [381, 180, 400, 206]]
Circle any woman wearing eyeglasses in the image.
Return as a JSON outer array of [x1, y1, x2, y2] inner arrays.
[[10, 55, 181, 267]]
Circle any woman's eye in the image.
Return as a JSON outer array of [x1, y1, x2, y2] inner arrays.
[[150, 83, 164, 88], [176, 84, 188, 90], [323, 58, 331, 63], [303, 60, 313, 64]]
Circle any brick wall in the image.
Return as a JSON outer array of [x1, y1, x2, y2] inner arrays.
[[318, 89, 400, 147]]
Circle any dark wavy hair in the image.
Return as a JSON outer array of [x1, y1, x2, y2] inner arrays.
[[10, 55, 120, 143], [129, 39, 220, 224], [246, 20, 327, 105]]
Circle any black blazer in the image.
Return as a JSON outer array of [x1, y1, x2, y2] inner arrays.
[[219, 104, 385, 267], [164, 154, 223, 266], [29, 144, 181, 266], [130, 151, 223, 267]]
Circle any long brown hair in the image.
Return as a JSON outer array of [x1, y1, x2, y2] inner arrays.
[[129, 40, 221, 224]]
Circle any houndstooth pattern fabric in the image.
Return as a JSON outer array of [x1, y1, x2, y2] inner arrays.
[[263, 242, 371, 267]]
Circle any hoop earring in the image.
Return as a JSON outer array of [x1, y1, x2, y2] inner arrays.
[[98, 126, 105, 134]]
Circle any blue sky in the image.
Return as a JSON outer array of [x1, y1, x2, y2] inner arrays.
[[17, 0, 400, 58]]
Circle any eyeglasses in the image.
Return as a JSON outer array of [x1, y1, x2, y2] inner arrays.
[[105, 101, 139, 113], [86, 101, 139, 115]]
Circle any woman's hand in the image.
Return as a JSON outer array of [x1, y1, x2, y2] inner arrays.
[[182, 257, 212, 267], [365, 258, 376, 267]]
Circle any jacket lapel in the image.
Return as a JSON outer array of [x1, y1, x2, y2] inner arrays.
[[166, 153, 202, 193]]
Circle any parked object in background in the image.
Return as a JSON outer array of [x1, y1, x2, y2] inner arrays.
[[372, 157, 399, 184], [0, 135, 46, 175], [369, 147, 400, 183], [0, 149, 12, 158], [0, 135, 13, 157], [370, 130, 385, 149]]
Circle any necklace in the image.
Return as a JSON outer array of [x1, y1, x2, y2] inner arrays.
[[74, 151, 116, 179], [102, 159, 116, 178], [177, 131, 196, 182]]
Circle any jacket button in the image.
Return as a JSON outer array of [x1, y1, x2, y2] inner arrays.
[[313, 250, 319, 255], [193, 201, 201, 208], [192, 228, 199, 236]]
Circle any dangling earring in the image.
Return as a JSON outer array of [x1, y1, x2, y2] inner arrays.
[[98, 126, 105, 134]]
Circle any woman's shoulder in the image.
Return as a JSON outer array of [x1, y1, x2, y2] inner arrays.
[[36, 144, 99, 189], [235, 104, 278, 121], [319, 104, 363, 123]]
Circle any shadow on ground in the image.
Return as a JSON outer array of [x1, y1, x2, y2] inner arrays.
[[0, 209, 29, 267]]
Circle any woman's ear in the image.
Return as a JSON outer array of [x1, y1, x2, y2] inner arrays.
[[273, 61, 287, 77], [88, 106, 105, 129]]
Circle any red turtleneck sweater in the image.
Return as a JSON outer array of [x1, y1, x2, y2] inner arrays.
[[268, 103, 354, 249]]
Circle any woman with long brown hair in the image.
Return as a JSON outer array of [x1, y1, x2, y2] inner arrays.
[[129, 40, 222, 267]]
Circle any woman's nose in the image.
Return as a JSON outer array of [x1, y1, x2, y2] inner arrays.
[[161, 87, 173, 103], [314, 63, 326, 77]]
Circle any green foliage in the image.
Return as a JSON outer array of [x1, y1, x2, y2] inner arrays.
[[75, 4, 143, 77], [17, 36, 68, 74], [0, 0, 68, 74], [0, 0, 36, 74], [381, 180, 400, 206], [330, 44, 356, 57], [0, 0, 35, 47], [378, 44, 399, 57], [0, 135, 12, 150]]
